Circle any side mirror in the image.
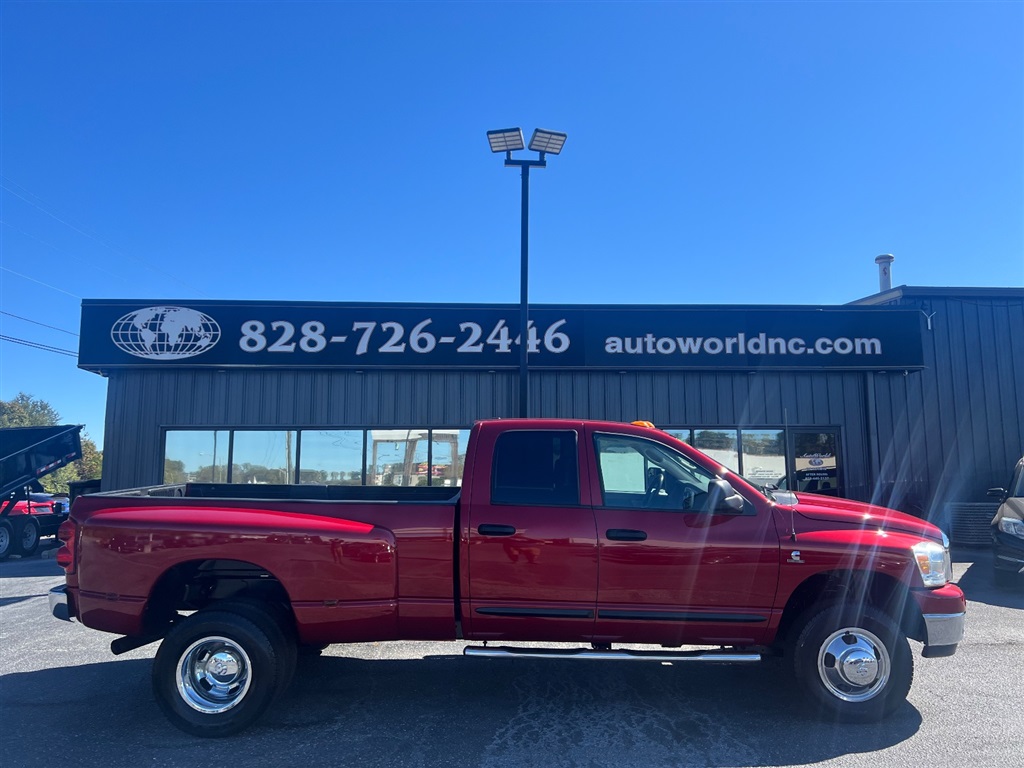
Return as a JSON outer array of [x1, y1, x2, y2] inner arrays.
[[708, 478, 745, 513], [988, 487, 1007, 500]]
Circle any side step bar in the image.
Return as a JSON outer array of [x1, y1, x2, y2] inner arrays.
[[464, 646, 762, 663]]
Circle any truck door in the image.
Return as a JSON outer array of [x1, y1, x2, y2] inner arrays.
[[588, 427, 780, 647], [464, 427, 598, 642]]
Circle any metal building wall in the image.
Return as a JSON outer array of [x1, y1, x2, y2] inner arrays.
[[531, 369, 874, 500], [101, 368, 517, 489], [101, 366, 872, 498], [864, 289, 1024, 527]]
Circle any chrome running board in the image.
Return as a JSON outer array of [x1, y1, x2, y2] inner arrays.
[[463, 646, 761, 663]]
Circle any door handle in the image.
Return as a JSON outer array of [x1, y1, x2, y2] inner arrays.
[[606, 529, 647, 542], [478, 524, 516, 537]]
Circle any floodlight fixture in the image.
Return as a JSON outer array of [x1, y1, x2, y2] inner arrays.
[[486, 125, 567, 418], [487, 128, 525, 153], [528, 129, 567, 155]]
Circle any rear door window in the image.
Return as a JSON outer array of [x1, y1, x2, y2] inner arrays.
[[491, 430, 579, 506]]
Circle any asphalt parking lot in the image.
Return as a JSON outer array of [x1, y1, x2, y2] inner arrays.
[[1, 544, 1021, 768]]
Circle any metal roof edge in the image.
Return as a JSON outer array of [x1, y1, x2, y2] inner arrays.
[[848, 285, 1024, 305]]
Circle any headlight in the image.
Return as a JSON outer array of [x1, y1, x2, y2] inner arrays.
[[998, 517, 1024, 539], [912, 540, 951, 587]]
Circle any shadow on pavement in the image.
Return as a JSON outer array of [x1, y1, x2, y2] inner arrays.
[[955, 556, 1024, 610], [1, 652, 921, 768], [0, 594, 48, 608], [0, 554, 64, 579]]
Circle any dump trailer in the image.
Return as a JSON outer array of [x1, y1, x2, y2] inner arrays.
[[0, 425, 83, 559]]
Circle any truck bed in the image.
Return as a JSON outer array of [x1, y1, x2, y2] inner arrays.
[[95, 482, 461, 504]]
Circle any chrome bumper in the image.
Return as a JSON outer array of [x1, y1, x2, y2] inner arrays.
[[49, 585, 73, 622], [923, 611, 965, 648]]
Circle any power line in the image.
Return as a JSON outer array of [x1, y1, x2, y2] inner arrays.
[[0, 266, 81, 298], [0, 219, 131, 285], [0, 334, 78, 357], [0, 310, 80, 336], [0, 176, 211, 297]]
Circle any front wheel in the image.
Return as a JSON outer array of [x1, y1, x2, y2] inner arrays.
[[152, 609, 280, 737], [790, 604, 913, 722]]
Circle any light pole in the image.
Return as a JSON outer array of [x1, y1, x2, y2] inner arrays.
[[487, 127, 567, 418]]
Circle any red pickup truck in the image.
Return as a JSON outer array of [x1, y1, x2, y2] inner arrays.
[[50, 419, 965, 737]]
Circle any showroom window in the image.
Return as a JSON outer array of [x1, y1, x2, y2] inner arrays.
[[164, 430, 229, 484], [663, 426, 841, 496], [298, 430, 364, 485], [692, 429, 740, 472], [163, 428, 470, 486]]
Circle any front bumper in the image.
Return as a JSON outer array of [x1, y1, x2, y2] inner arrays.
[[911, 583, 965, 658], [923, 611, 965, 649], [49, 585, 73, 622], [992, 530, 1024, 574]]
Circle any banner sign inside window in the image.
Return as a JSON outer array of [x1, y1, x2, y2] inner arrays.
[[78, 301, 925, 371]]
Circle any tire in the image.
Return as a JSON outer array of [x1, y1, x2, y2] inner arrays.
[[790, 603, 913, 722], [0, 521, 13, 561], [17, 519, 40, 557], [152, 609, 280, 737], [211, 599, 298, 698]]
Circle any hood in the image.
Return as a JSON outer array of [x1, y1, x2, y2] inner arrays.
[[778, 491, 945, 543], [994, 497, 1024, 523]]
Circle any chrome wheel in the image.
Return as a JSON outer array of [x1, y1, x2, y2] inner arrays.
[[0, 525, 10, 557], [816, 627, 890, 702], [176, 635, 253, 714]]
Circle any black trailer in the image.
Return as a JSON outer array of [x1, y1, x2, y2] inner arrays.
[[0, 425, 84, 560]]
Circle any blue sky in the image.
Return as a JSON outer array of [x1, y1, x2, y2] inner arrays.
[[1, 0, 1022, 449]]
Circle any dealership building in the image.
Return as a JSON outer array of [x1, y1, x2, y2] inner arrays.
[[79, 283, 1024, 544]]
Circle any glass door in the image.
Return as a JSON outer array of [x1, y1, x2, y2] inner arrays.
[[789, 430, 842, 497]]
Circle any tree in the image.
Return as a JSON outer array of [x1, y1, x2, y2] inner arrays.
[[0, 392, 103, 494], [0, 393, 60, 428]]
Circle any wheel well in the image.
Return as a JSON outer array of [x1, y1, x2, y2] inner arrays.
[[774, 571, 925, 651], [144, 559, 295, 636]]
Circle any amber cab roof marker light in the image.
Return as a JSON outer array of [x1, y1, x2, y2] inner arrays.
[[631, 421, 657, 429]]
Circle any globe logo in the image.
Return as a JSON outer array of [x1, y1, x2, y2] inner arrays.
[[111, 306, 221, 360]]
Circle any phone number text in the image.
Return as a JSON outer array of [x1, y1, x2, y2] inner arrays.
[[238, 318, 571, 355]]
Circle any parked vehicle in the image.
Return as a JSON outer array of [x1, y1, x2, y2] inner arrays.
[[0, 425, 83, 560], [989, 456, 1024, 588], [49, 419, 965, 737]]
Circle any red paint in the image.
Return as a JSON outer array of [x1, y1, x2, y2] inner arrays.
[[64, 419, 965, 655]]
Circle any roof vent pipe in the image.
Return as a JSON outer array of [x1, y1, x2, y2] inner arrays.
[[875, 254, 895, 292]]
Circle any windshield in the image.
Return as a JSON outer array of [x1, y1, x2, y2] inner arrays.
[[1010, 461, 1024, 498]]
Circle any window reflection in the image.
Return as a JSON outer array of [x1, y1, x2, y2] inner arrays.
[[232, 431, 297, 484], [693, 429, 740, 472], [740, 429, 786, 487], [164, 430, 229, 483], [664, 429, 693, 445], [299, 430, 364, 485], [432, 430, 469, 487], [368, 429, 430, 487]]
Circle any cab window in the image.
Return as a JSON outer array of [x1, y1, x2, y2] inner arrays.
[[491, 430, 579, 506]]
